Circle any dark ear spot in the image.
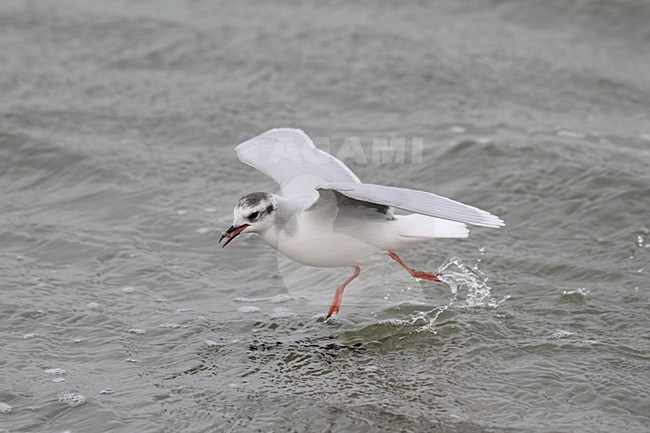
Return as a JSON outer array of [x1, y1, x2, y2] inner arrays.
[[265, 204, 275, 214]]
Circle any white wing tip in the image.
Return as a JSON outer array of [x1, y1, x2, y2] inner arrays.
[[478, 213, 506, 228], [264, 128, 312, 143], [235, 128, 315, 153], [266, 127, 307, 134], [235, 128, 311, 153]]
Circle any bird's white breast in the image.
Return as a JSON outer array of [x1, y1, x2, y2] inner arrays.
[[259, 209, 399, 268]]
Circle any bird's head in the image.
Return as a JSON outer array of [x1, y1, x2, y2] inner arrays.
[[219, 192, 277, 247]]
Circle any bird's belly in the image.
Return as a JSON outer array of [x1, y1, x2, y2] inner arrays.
[[268, 230, 386, 268]]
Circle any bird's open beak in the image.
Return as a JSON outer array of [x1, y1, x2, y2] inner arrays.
[[219, 224, 250, 247]]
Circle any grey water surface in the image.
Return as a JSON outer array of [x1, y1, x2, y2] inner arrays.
[[1, 0, 649, 432]]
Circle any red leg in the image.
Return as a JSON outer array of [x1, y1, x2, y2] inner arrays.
[[388, 252, 440, 281], [326, 266, 361, 318]]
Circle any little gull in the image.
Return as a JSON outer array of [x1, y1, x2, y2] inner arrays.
[[220, 129, 504, 318]]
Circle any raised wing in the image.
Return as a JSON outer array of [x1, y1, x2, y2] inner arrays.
[[318, 182, 505, 228], [235, 129, 360, 198]]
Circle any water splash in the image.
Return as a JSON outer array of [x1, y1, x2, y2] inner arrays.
[[559, 287, 590, 303], [636, 230, 650, 249], [379, 308, 448, 334], [437, 257, 506, 309], [382, 257, 507, 333]]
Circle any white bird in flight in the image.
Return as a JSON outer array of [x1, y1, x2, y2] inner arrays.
[[220, 129, 504, 318]]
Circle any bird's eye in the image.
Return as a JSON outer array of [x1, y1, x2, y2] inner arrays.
[[248, 211, 259, 220]]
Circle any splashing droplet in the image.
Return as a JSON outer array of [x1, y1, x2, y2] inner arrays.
[[437, 257, 506, 308]]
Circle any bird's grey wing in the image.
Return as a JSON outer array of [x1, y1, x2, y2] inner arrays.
[[235, 128, 360, 198], [307, 189, 393, 220], [317, 182, 504, 228]]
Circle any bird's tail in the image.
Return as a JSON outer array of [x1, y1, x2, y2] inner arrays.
[[396, 214, 469, 239]]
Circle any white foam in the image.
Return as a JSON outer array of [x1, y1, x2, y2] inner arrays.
[[234, 297, 265, 303], [0, 402, 12, 413], [270, 307, 295, 318], [237, 306, 262, 313], [551, 329, 575, 339], [557, 129, 587, 139], [158, 323, 180, 329], [474, 136, 492, 144], [58, 392, 86, 407], [44, 368, 66, 375], [270, 294, 293, 303], [562, 288, 590, 296]]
